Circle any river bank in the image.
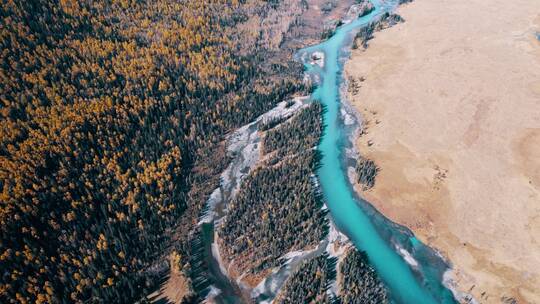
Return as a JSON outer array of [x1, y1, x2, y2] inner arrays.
[[345, 0, 540, 302], [148, 1, 362, 302], [300, 0, 458, 302], [158, 0, 470, 303], [197, 1, 407, 303]]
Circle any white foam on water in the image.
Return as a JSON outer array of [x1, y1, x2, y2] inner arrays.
[[395, 244, 419, 268], [310, 51, 325, 68]]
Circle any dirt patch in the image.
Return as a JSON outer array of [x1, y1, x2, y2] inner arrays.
[[345, 0, 540, 302]]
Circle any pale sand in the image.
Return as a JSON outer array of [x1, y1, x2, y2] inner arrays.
[[149, 270, 190, 303], [345, 0, 540, 302]]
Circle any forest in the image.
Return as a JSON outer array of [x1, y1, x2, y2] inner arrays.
[[263, 102, 323, 157], [0, 0, 396, 302], [0, 0, 307, 302], [338, 249, 389, 303], [276, 247, 388, 304], [276, 254, 336, 304], [219, 103, 328, 278]]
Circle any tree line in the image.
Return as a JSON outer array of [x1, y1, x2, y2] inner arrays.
[[277, 247, 389, 304], [277, 253, 337, 304]]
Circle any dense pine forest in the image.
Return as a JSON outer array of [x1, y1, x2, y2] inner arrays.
[[263, 102, 323, 157], [219, 102, 328, 279], [0, 0, 397, 302], [276, 254, 336, 304], [0, 0, 308, 302], [338, 249, 389, 303], [276, 248, 388, 304]]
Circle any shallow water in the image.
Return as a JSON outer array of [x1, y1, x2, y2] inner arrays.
[[301, 1, 457, 303]]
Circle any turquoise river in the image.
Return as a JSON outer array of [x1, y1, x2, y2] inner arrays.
[[301, 0, 458, 303]]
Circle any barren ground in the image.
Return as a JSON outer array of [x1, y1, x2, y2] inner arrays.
[[345, 0, 540, 302]]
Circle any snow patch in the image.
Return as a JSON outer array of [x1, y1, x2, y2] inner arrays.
[[310, 51, 325, 68], [343, 2, 375, 24], [203, 285, 222, 303], [251, 246, 319, 300], [443, 270, 479, 304], [325, 221, 350, 297], [199, 97, 310, 226], [211, 236, 228, 277], [395, 244, 419, 268], [340, 108, 355, 126], [198, 188, 222, 224]]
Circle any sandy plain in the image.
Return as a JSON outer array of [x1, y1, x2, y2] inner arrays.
[[345, 0, 540, 302]]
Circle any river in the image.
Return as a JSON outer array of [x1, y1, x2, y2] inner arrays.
[[300, 0, 458, 303]]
